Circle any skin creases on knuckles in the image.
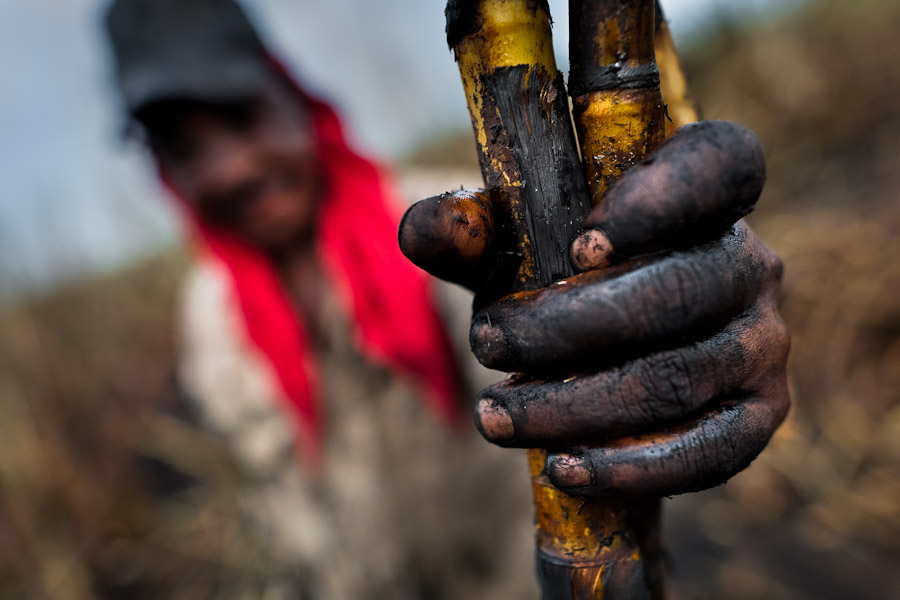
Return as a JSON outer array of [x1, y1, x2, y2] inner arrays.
[[474, 289, 789, 448], [470, 222, 789, 497], [396, 125, 789, 498], [468, 220, 779, 375], [544, 369, 790, 498]]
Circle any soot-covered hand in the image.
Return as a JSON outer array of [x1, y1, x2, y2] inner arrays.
[[399, 120, 790, 499]]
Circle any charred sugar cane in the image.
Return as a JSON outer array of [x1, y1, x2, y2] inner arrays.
[[447, 0, 666, 597], [445, 0, 591, 294]]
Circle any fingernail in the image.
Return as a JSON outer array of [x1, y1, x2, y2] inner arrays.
[[475, 398, 514, 442], [470, 319, 506, 368], [547, 453, 592, 488], [571, 230, 613, 272]]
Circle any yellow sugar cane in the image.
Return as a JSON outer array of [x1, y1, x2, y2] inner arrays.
[[446, 0, 591, 291], [447, 0, 667, 597], [654, 1, 700, 134]]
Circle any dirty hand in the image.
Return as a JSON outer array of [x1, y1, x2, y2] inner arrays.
[[399, 120, 790, 498]]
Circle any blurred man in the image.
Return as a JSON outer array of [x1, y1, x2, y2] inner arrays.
[[106, 0, 789, 598]]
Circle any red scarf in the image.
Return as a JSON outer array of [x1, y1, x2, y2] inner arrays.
[[163, 82, 461, 465]]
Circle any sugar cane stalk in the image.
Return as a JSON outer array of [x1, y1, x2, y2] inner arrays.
[[446, 1, 664, 597], [445, 0, 591, 295], [569, 0, 665, 204], [557, 2, 670, 596], [653, 0, 700, 134]]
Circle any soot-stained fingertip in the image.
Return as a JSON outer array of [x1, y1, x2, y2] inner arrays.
[[469, 317, 508, 369], [571, 229, 613, 272], [546, 452, 593, 490], [474, 397, 514, 442]]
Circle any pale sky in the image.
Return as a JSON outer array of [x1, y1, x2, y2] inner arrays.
[[0, 0, 805, 298]]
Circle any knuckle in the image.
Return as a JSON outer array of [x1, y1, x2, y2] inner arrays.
[[637, 353, 699, 420], [738, 222, 783, 284], [769, 250, 785, 283], [636, 260, 705, 338], [759, 243, 785, 286], [758, 372, 791, 426], [754, 305, 791, 378], [614, 371, 658, 428], [772, 314, 791, 361]]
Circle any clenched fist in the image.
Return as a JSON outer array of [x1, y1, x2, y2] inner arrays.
[[400, 120, 790, 499]]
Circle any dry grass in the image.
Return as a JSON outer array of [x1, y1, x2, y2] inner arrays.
[[664, 2, 900, 598], [0, 253, 281, 599]]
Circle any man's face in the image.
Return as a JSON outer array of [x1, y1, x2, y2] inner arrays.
[[149, 77, 323, 252]]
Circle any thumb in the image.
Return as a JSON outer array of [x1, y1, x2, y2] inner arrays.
[[399, 189, 494, 291]]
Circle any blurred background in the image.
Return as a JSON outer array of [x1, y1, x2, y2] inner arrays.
[[1, 0, 898, 598]]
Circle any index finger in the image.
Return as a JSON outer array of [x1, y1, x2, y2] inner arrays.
[[571, 120, 766, 271]]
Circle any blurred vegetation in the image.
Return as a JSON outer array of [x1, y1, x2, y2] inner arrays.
[[666, 1, 900, 598], [0, 253, 281, 598], [1, 0, 899, 598]]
